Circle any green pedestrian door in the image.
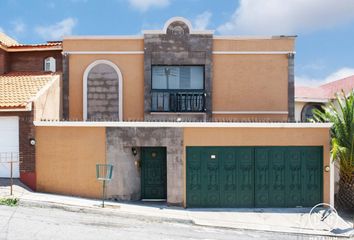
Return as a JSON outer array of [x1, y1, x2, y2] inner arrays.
[[186, 146, 323, 208], [141, 147, 167, 200]]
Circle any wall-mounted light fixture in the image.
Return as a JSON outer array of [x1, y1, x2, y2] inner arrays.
[[131, 147, 138, 156], [324, 165, 330, 172], [29, 138, 36, 146]]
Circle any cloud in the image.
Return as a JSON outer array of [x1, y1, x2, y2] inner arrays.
[[12, 20, 26, 34], [193, 11, 212, 30], [128, 0, 170, 12], [35, 18, 77, 40], [218, 0, 354, 35], [0, 27, 4, 33], [296, 67, 354, 86], [323, 68, 354, 83]]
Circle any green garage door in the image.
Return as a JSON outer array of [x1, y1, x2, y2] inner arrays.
[[186, 147, 323, 208]]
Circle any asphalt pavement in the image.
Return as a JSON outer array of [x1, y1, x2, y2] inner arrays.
[[0, 205, 341, 240]]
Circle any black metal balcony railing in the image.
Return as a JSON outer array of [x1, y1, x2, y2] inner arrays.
[[151, 90, 206, 112]]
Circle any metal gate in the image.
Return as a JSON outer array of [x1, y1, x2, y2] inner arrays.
[[186, 146, 323, 208]]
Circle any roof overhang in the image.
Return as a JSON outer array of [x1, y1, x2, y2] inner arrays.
[[0, 104, 31, 112], [5, 46, 62, 52], [295, 97, 329, 103]]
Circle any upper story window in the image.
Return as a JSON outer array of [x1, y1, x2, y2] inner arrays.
[[44, 57, 56, 72], [152, 66, 204, 90], [151, 65, 205, 112]]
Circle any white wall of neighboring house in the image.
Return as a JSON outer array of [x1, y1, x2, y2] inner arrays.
[[0, 116, 20, 178], [295, 101, 306, 122]]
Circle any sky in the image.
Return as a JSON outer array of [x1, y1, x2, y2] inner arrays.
[[1, 0, 354, 87]]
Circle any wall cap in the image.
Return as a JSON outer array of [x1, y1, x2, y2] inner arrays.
[[33, 121, 332, 128]]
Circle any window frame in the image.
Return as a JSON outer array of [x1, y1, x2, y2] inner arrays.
[[44, 57, 56, 72], [301, 103, 324, 122]]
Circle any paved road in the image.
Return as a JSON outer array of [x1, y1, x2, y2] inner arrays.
[[0, 205, 338, 240]]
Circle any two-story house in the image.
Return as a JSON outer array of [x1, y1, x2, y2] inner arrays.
[[34, 17, 332, 208]]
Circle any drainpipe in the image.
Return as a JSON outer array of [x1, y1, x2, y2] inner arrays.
[[62, 52, 69, 120]]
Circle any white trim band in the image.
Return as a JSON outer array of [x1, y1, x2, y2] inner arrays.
[[63, 51, 294, 55], [64, 51, 144, 55], [295, 98, 329, 103], [63, 35, 144, 40], [0, 108, 31, 112], [212, 51, 295, 55], [213, 35, 297, 40], [33, 121, 332, 128], [212, 111, 288, 115]]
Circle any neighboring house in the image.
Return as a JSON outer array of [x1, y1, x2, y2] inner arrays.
[[295, 74, 354, 122], [0, 33, 62, 189], [295, 75, 354, 195], [33, 17, 332, 208]]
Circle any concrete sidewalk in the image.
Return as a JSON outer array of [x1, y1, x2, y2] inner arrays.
[[1, 179, 353, 238]]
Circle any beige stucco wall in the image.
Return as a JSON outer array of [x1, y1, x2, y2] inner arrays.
[[36, 127, 106, 198], [213, 38, 295, 52], [213, 54, 289, 120], [64, 38, 144, 52], [212, 114, 288, 121], [183, 127, 330, 206], [33, 76, 61, 121], [66, 52, 144, 121]]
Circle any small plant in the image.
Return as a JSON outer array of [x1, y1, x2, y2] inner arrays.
[[0, 198, 19, 206]]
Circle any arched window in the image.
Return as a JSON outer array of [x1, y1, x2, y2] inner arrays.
[[301, 103, 324, 122], [44, 57, 56, 72], [83, 60, 123, 121]]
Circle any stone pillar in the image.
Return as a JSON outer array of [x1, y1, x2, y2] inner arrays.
[[288, 53, 295, 121], [62, 53, 69, 120]]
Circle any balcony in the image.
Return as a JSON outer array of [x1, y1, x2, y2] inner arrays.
[[151, 90, 206, 112]]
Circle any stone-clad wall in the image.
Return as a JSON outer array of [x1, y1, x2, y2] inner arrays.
[[87, 63, 119, 121], [106, 127, 184, 205], [144, 20, 213, 121]]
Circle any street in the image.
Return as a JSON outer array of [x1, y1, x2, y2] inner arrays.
[[0, 205, 339, 240]]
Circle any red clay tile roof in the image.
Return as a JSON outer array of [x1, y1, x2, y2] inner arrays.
[[320, 75, 354, 98], [0, 73, 59, 110], [0, 32, 62, 49], [295, 86, 328, 102], [8, 41, 62, 49], [295, 75, 354, 101], [0, 32, 19, 47]]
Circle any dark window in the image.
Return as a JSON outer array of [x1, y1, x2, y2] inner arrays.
[[152, 66, 204, 90], [301, 103, 324, 122], [151, 66, 205, 112]]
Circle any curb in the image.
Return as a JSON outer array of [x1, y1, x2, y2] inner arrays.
[[190, 221, 354, 239], [18, 198, 353, 239]]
